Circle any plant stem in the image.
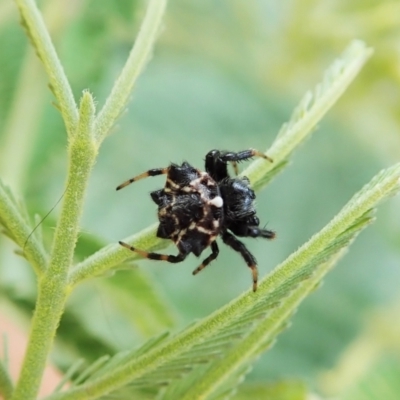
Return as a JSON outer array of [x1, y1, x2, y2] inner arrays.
[[13, 0, 78, 137], [11, 93, 96, 400], [95, 0, 167, 143], [67, 223, 163, 287]]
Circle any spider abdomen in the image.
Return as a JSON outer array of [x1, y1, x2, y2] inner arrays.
[[153, 163, 223, 256]]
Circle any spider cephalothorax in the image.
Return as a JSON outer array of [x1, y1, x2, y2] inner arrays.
[[117, 149, 275, 291]]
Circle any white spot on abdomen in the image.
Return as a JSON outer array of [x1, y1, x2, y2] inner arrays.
[[210, 196, 223, 208]]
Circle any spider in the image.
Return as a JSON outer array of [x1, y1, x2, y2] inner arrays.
[[116, 149, 276, 292]]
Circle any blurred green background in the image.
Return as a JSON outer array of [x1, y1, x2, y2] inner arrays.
[[1, 0, 400, 397]]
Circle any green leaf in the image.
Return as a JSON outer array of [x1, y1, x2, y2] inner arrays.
[[244, 40, 373, 191], [43, 160, 400, 400], [231, 381, 308, 400], [94, 0, 167, 143], [0, 179, 48, 275]]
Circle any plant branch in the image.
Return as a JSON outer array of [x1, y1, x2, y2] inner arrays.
[[0, 181, 48, 275], [94, 0, 167, 143], [11, 92, 97, 400], [13, 0, 78, 136], [67, 223, 164, 287]]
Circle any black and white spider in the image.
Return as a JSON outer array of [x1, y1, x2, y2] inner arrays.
[[116, 149, 275, 292]]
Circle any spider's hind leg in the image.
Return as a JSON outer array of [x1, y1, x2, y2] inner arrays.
[[221, 231, 259, 292], [192, 241, 219, 275], [116, 167, 169, 190], [119, 241, 188, 263]]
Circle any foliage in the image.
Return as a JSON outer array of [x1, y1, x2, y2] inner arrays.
[[0, 1, 400, 399]]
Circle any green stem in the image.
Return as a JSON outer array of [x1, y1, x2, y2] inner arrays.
[[0, 0, 82, 189], [11, 93, 96, 400], [95, 0, 167, 143], [13, 0, 78, 136], [67, 223, 163, 287]]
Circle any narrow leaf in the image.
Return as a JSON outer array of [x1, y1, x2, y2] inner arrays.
[[0, 179, 48, 274], [244, 40, 373, 191], [230, 381, 308, 400]]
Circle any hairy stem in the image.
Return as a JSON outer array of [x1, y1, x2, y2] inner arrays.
[[11, 93, 96, 400], [13, 0, 78, 136], [95, 0, 167, 143]]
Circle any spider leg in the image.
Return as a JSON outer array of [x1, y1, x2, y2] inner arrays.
[[231, 225, 276, 239], [119, 241, 188, 263], [221, 231, 259, 292], [116, 167, 169, 190], [246, 227, 275, 239], [220, 149, 273, 163], [192, 241, 219, 275], [206, 149, 272, 181]]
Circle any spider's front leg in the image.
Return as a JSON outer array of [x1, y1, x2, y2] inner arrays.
[[205, 148, 272, 181], [119, 241, 188, 263], [220, 149, 273, 163], [116, 167, 169, 190], [221, 231, 259, 292]]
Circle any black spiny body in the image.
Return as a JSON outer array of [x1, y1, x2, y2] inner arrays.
[[116, 149, 276, 292]]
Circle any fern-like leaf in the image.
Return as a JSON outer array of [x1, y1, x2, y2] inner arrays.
[[245, 40, 373, 191]]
